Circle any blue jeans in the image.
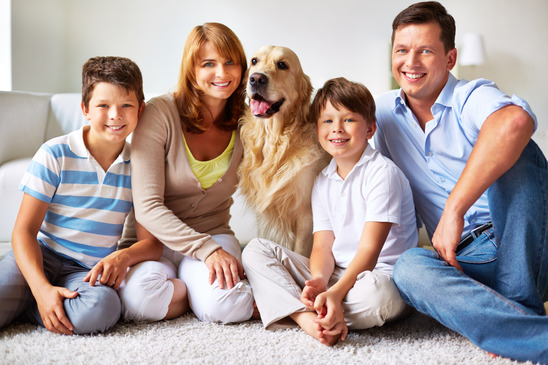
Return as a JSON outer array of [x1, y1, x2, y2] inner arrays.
[[0, 243, 121, 334], [394, 140, 548, 364]]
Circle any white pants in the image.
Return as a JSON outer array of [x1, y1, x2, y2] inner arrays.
[[119, 234, 254, 324], [242, 238, 408, 329]]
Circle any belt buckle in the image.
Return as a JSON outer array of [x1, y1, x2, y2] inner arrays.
[[457, 222, 492, 252]]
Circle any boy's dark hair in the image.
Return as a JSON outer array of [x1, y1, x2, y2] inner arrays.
[[82, 56, 145, 108], [391, 1, 456, 53], [309, 77, 376, 126]]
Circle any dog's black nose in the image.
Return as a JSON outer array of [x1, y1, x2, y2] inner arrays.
[[249, 73, 268, 87]]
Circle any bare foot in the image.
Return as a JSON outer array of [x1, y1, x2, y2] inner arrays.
[[251, 301, 261, 320], [290, 311, 343, 346]]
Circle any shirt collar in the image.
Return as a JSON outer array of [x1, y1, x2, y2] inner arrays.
[[435, 72, 458, 108], [392, 72, 458, 111], [68, 125, 131, 164], [322, 144, 375, 180]]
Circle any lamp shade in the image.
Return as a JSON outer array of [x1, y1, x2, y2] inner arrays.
[[459, 32, 485, 66]]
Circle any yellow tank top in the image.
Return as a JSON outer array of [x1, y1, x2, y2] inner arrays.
[[183, 131, 235, 189]]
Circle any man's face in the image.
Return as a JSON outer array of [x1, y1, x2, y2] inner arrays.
[[392, 22, 456, 107]]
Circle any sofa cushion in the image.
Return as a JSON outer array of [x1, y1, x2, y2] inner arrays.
[[0, 91, 51, 165], [45, 93, 88, 140]]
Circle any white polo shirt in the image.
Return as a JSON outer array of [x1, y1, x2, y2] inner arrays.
[[19, 126, 132, 269], [311, 144, 417, 274]]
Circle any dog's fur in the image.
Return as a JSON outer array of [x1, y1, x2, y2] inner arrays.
[[238, 46, 329, 257]]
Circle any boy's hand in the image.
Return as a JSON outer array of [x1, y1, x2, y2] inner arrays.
[[300, 278, 327, 310], [35, 285, 77, 335], [84, 250, 129, 289], [313, 290, 348, 342], [205, 248, 244, 290]]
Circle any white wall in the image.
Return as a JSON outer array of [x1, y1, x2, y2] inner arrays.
[[0, 0, 11, 90], [9, 0, 548, 152]]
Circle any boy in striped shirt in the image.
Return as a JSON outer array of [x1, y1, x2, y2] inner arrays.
[[0, 56, 162, 335]]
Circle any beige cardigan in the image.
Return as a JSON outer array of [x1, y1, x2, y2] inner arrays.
[[129, 93, 243, 261]]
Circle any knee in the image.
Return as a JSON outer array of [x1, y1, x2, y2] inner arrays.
[[192, 282, 254, 324], [119, 261, 175, 322], [242, 238, 275, 271], [68, 286, 121, 334], [393, 248, 433, 294]]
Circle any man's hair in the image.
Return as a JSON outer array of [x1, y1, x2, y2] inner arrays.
[[174, 22, 247, 134], [82, 56, 144, 108], [309, 77, 376, 125], [391, 1, 456, 53]]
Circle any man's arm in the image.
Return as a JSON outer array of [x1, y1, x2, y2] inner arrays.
[[433, 105, 535, 269]]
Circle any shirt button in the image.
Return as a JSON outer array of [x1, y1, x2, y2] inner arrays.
[[191, 204, 196, 209], [202, 191, 206, 195], [428, 152, 433, 157]]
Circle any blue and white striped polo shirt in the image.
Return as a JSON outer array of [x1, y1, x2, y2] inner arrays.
[[19, 126, 133, 269]]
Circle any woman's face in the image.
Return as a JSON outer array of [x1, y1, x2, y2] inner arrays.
[[194, 42, 242, 105]]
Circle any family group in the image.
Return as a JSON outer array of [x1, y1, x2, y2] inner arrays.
[[0, 2, 546, 364]]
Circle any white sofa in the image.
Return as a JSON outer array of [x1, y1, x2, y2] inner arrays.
[[0, 90, 257, 258]]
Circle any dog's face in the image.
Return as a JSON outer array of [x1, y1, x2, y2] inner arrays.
[[247, 46, 312, 118]]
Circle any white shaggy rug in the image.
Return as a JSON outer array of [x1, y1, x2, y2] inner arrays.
[[0, 310, 532, 365]]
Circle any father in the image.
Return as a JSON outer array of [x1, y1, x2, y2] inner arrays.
[[374, 1, 548, 363]]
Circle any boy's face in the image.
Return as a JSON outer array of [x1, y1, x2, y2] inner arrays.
[[81, 82, 144, 148], [316, 101, 376, 167], [392, 22, 456, 108]]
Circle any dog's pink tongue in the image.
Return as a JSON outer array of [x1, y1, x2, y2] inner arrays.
[[250, 99, 271, 115]]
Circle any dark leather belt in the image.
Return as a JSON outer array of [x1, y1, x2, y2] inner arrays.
[[456, 222, 493, 252]]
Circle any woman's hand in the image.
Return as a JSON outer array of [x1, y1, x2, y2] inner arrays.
[[204, 248, 244, 289]]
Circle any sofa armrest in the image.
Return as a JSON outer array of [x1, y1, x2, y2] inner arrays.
[[0, 158, 29, 242]]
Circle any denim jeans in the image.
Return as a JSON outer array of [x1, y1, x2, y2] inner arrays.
[[0, 243, 121, 334], [393, 140, 548, 364]]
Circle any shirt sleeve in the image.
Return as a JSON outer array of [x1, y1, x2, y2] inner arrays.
[[19, 143, 61, 203], [362, 163, 403, 226], [457, 79, 538, 135], [311, 175, 332, 233]]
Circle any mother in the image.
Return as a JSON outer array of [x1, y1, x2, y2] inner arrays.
[[119, 23, 253, 323]]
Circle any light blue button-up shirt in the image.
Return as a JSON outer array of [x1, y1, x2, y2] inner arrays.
[[374, 73, 537, 240]]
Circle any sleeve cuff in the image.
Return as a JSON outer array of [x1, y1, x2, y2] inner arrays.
[[195, 239, 222, 262]]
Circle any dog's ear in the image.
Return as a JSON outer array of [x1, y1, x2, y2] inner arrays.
[[242, 68, 250, 98], [301, 72, 313, 103]]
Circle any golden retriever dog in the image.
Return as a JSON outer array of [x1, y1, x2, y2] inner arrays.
[[238, 46, 329, 257]]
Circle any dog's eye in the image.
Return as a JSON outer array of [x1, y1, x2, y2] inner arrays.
[[251, 58, 258, 65], [277, 61, 288, 70]]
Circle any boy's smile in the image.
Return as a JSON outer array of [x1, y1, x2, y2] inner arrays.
[[316, 101, 375, 177]]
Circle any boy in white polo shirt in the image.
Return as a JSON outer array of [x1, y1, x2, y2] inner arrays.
[[243, 77, 418, 345], [0, 56, 162, 335]]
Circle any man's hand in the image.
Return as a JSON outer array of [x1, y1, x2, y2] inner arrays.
[[204, 248, 244, 289], [432, 210, 464, 271], [300, 278, 327, 310], [84, 250, 129, 289], [34, 285, 77, 335]]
